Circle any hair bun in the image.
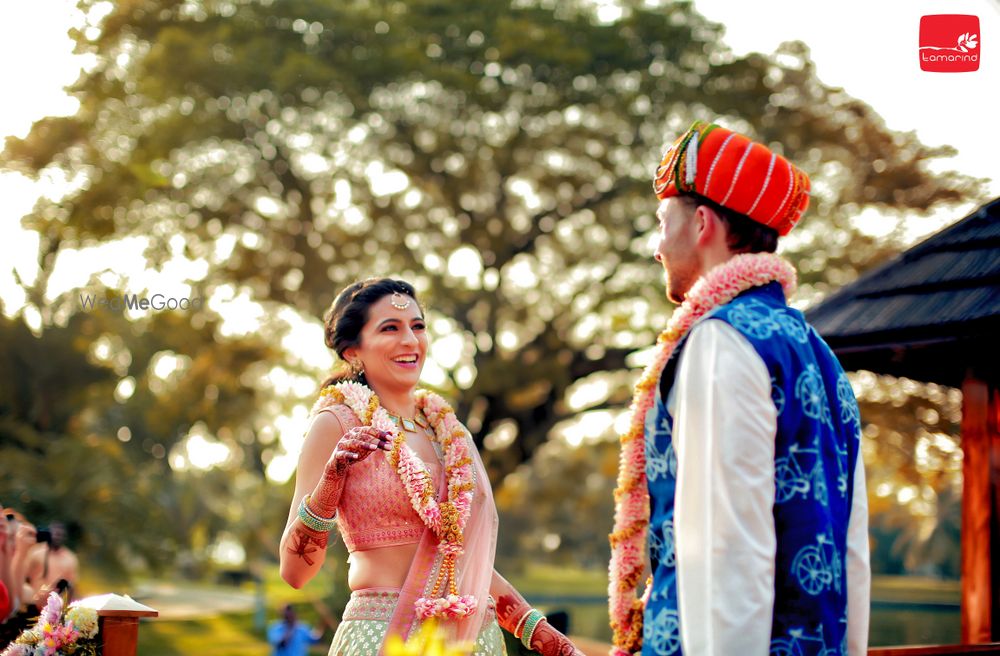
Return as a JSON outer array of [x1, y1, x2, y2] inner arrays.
[[323, 321, 336, 350]]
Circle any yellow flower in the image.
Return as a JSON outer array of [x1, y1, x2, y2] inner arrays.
[[67, 605, 100, 639], [384, 620, 473, 656]]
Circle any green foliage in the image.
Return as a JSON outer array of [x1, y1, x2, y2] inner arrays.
[[0, 294, 283, 575], [495, 437, 618, 571], [138, 612, 271, 656], [854, 373, 963, 578]]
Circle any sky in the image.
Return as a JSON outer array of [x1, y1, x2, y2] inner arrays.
[[0, 0, 996, 477], [691, 0, 998, 206]]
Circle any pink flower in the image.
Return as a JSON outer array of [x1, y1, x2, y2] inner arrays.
[[439, 542, 464, 557], [415, 594, 478, 620], [0, 644, 29, 656], [39, 592, 63, 628], [39, 621, 79, 654]]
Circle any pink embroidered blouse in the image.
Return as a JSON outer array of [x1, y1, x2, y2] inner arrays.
[[315, 403, 441, 553]]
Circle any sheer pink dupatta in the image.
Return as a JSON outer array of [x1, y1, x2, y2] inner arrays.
[[381, 433, 498, 650]]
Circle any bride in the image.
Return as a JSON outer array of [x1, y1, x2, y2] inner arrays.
[[279, 278, 582, 656]]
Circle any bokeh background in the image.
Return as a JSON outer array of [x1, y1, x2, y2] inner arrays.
[[1, 0, 996, 652]]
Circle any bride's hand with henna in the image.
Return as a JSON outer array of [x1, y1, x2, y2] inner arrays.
[[528, 620, 586, 656], [327, 426, 393, 475], [493, 575, 585, 656], [304, 425, 392, 523]]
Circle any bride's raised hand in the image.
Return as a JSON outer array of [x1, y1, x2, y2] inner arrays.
[[327, 426, 392, 474]]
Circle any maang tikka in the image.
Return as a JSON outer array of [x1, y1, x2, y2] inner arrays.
[[389, 292, 410, 310]]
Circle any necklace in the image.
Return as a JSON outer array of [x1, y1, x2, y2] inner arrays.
[[385, 411, 429, 433], [317, 383, 478, 621], [608, 252, 797, 655]]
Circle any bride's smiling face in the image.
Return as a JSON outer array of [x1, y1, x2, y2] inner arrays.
[[344, 294, 427, 391]]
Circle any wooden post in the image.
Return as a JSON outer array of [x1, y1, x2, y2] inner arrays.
[[74, 594, 158, 656], [961, 374, 995, 643], [991, 385, 1000, 642], [97, 610, 156, 656]]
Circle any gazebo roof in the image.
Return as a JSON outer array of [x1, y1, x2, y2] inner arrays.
[[805, 197, 1000, 387]]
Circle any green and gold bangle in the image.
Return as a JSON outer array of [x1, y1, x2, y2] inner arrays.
[[513, 608, 532, 639], [521, 609, 545, 649], [297, 495, 337, 532]]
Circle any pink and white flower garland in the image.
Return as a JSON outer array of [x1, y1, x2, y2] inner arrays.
[[608, 253, 796, 655], [318, 382, 478, 620]]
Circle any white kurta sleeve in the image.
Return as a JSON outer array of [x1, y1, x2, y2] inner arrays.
[[671, 319, 777, 656], [846, 449, 871, 654]]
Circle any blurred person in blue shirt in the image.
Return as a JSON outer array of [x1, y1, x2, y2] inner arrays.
[[268, 604, 322, 656]]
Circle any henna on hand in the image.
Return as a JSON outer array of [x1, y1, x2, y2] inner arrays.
[[287, 527, 328, 566], [310, 464, 347, 517], [494, 591, 532, 635], [530, 619, 583, 656], [492, 570, 582, 654], [310, 427, 388, 516], [329, 428, 390, 471]]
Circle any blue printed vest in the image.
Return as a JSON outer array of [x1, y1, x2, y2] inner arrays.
[[642, 282, 862, 656]]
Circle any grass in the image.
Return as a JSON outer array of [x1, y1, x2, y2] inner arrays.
[[506, 563, 608, 598], [506, 567, 964, 646], [138, 612, 271, 656], [870, 575, 961, 647], [871, 574, 960, 605], [507, 563, 612, 642], [102, 565, 965, 652], [79, 564, 340, 656], [137, 603, 334, 655]]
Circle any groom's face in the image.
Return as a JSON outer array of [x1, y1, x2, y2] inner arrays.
[[654, 197, 700, 303]]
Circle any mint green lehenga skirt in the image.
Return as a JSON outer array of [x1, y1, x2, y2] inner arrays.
[[328, 589, 507, 656]]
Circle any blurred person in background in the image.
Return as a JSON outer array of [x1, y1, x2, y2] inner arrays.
[[279, 278, 582, 655], [0, 575, 8, 624], [0, 508, 45, 642], [267, 603, 323, 656], [2, 509, 37, 617], [1, 509, 14, 621], [25, 521, 78, 605]]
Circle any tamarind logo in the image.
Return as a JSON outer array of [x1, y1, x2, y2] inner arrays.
[[920, 15, 980, 72]]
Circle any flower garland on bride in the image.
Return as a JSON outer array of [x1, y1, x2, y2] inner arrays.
[[608, 252, 797, 654], [317, 382, 478, 620]]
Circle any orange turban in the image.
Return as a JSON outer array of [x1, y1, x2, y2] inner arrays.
[[653, 121, 810, 236]]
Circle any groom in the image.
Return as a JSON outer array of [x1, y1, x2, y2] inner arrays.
[[609, 121, 870, 655]]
